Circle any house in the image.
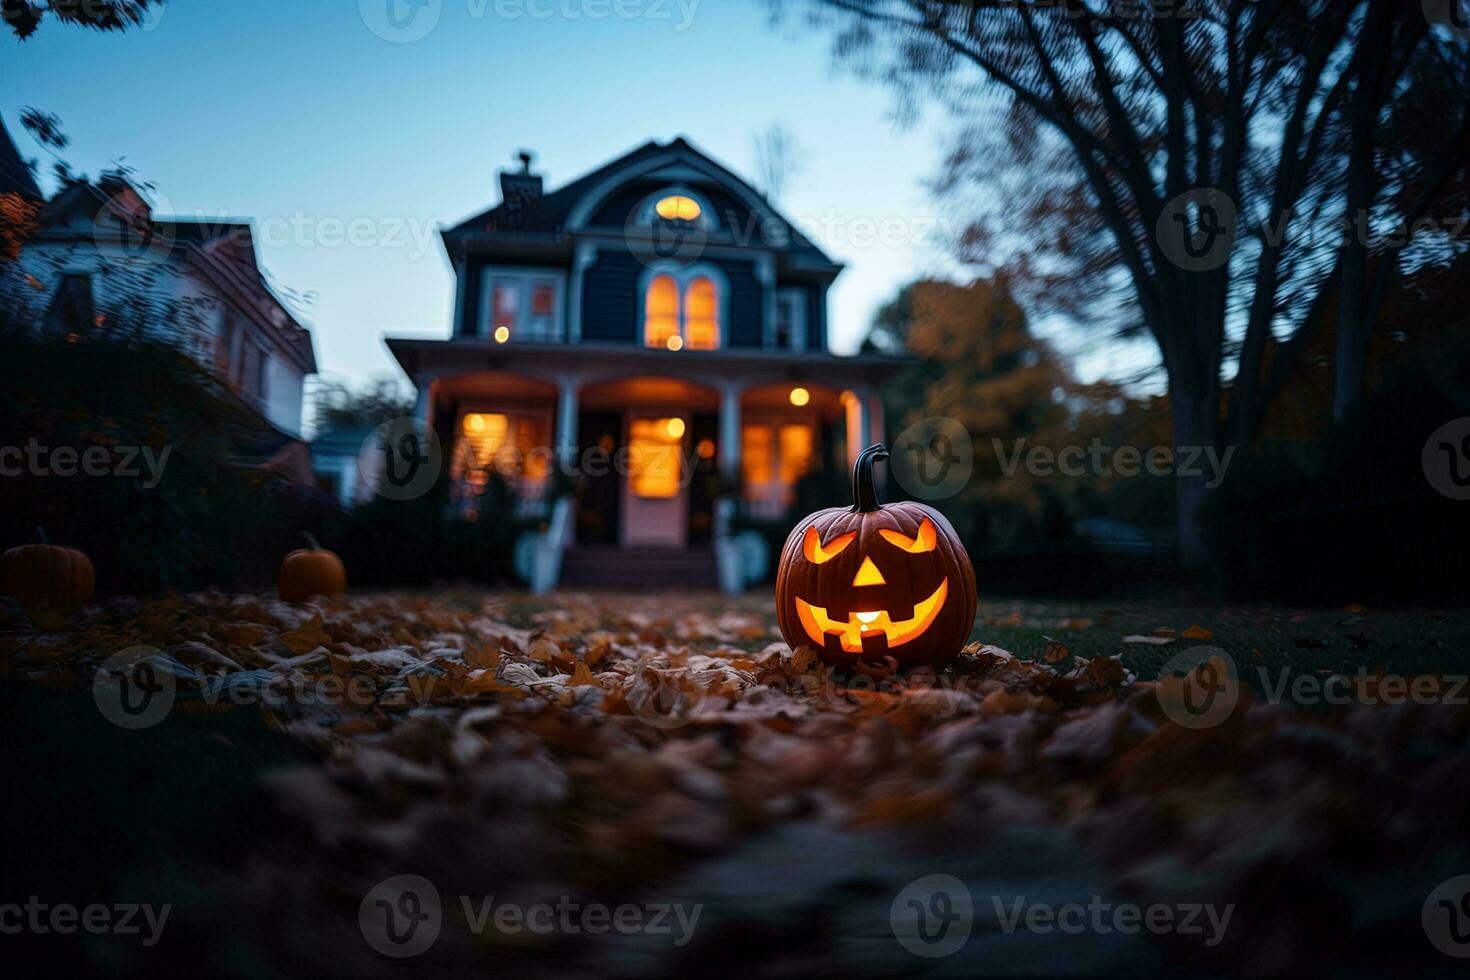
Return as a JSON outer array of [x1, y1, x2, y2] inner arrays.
[[387, 137, 906, 589], [0, 116, 317, 443], [309, 423, 377, 509]]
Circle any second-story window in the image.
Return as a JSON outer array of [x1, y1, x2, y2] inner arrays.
[[484, 270, 563, 342], [771, 288, 807, 350], [685, 277, 719, 350], [642, 267, 723, 351], [645, 274, 680, 349]]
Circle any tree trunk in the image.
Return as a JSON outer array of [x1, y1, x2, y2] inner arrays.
[[1171, 384, 1218, 572], [1165, 293, 1224, 572]]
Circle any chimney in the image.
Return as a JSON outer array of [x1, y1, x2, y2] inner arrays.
[[498, 150, 542, 228]]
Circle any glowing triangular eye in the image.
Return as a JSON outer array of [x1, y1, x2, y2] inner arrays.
[[852, 556, 886, 587], [879, 517, 938, 554], [803, 526, 855, 564]]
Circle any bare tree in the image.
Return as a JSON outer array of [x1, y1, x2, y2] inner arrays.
[[753, 122, 808, 202], [792, 0, 1470, 567]]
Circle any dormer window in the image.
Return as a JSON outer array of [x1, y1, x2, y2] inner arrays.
[[637, 187, 715, 230], [654, 195, 702, 222]]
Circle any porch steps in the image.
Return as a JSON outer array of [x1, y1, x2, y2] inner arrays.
[[559, 546, 720, 590]]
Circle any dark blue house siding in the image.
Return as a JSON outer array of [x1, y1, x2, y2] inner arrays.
[[581, 250, 642, 342], [721, 257, 762, 348], [459, 262, 481, 336], [807, 283, 827, 351]]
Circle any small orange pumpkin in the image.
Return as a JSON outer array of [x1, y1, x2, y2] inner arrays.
[[278, 532, 346, 603], [1, 526, 95, 614], [775, 445, 977, 669]]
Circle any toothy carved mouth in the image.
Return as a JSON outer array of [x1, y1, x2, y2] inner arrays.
[[794, 578, 950, 654]]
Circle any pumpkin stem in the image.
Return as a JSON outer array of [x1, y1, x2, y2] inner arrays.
[[35, 526, 49, 545], [851, 444, 889, 513], [302, 531, 321, 551]]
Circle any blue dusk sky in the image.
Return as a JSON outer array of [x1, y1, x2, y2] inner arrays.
[[3, 0, 978, 390]]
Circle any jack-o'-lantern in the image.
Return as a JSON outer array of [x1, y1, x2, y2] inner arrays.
[[278, 532, 346, 603], [0, 526, 95, 614], [776, 445, 976, 669]]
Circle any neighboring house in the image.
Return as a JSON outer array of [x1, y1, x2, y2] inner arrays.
[[388, 137, 906, 588], [309, 423, 377, 510], [0, 117, 317, 441]]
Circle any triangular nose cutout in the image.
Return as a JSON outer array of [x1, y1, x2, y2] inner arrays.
[[852, 556, 886, 587]]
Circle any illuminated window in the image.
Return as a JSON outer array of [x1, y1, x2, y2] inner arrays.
[[642, 268, 722, 350], [517, 415, 548, 478], [644, 274, 680, 349], [742, 425, 773, 485], [684, 277, 719, 350], [459, 412, 509, 484], [629, 418, 682, 498], [654, 195, 702, 222], [779, 424, 814, 485], [490, 281, 518, 338], [453, 411, 551, 506], [527, 282, 556, 337]]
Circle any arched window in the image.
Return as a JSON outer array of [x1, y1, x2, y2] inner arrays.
[[644, 274, 680, 349], [636, 187, 715, 230], [684, 276, 719, 350], [642, 267, 724, 350]]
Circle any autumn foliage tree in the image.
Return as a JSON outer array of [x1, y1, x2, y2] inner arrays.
[[796, 0, 1470, 567]]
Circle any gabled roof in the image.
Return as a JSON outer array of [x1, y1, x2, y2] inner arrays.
[[33, 177, 317, 373], [443, 136, 839, 268], [0, 112, 42, 200]]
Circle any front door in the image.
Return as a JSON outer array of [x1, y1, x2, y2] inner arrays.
[[576, 411, 622, 545], [622, 411, 688, 549]]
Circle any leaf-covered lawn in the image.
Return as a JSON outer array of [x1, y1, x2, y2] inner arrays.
[[3, 589, 1468, 977]]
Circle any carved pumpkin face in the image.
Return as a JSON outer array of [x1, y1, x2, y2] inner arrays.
[[776, 445, 976, 669]]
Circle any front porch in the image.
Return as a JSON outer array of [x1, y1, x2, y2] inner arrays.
[[387, 339, 905, 590]]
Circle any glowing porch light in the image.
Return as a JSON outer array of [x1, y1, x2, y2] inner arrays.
[[665, 417, 687, 439], [493, 325, 510, 343], [666, 334, 684, 351], [789, 386, 811, 407]]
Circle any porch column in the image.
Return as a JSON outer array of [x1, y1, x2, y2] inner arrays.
[[844, 389, 871, 471], [555, 376, 579, 468], [411, 376, 436, 429], [866, 390, 885, 448], [719, 382, 742, 482]]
